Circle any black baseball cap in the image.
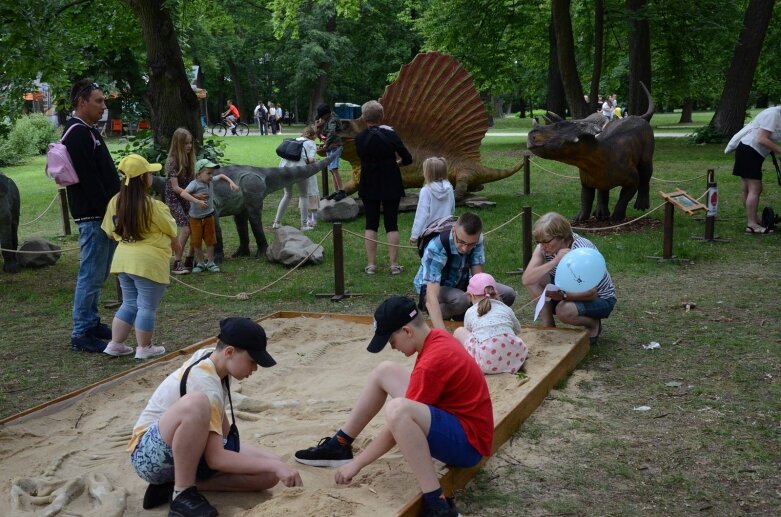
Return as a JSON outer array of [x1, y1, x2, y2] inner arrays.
[[218, 317, 276, 367], [367, 296, 419, 353]]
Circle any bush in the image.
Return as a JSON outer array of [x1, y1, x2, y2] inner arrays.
[[689, 124, 727, 145], [113, 131, 230, 170], [0, 114, 59, 166]]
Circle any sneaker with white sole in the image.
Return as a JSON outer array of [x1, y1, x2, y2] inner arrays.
[[272, 222, 281, 229], [294, 437, 353, 467], [191, 262, 207, 273], [171, 260, 189, 275], [135, 344, 166, 360], [103, 341, 134, 357], [205, 261, 220, 273]]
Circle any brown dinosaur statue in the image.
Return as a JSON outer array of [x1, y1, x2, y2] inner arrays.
[[527, 82, 655, 221], [334, 52, 522, 200]]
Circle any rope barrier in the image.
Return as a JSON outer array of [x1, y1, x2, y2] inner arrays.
[[170, 229, 333, 299], [0, 245, 79, 253], [20, 192, 59, 226], [650, 172, 708, 184], [531, 157, 710, 185], [530, 159, 580, 180]]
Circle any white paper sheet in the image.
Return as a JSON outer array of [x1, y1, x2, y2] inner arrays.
[[534, 283, 559, 321]]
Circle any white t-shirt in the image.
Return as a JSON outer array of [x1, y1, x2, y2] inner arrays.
[[127, 348, 228, 451], [739, 107, 781, 157], [464, 299, 521, 343]]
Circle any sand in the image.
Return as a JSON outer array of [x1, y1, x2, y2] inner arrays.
[[0, 315, 583, 517]]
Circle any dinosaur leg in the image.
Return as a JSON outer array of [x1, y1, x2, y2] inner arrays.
[[634, 161, 653, 210], [454, 179, 469, 202], [231, 212, 252, 258], [611, 185, 638, 221], [593, 190, 611, 220], [213, 216, 225, 264], [246, 202, 269, 258], [575, 186, 596, 221]]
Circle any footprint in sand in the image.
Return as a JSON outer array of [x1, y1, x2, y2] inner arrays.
[[10, 474, 126, 517]]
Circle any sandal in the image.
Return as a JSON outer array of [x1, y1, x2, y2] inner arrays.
[[745, 225, 773, 234], [364, 265, 378, 275], [390, 264, 404, 275]]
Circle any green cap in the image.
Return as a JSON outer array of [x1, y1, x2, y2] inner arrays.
[[195, 158, 220, 172]]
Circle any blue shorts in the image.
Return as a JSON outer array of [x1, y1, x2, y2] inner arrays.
[[427, 406, 482, 468], [574, 296, 616, 319], [326, 146, 343, 170], [130, 422, 176, 484]]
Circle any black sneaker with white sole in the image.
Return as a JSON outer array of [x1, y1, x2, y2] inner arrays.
[[294, 437, 353, 467], [168, 486, 217, 517]]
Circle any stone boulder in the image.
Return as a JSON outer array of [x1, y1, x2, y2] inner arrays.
[[266, 226, 324, 266], [318, 196, 359, 222], [17, 237, 61, 268]]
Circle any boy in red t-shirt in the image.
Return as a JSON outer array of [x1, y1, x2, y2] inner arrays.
[[294, 296, 493, 517]]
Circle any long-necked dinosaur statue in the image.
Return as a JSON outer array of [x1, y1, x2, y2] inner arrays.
[[527, 83, 655, 221], [335, 52, 523, 200]]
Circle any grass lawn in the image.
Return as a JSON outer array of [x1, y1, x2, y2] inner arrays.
[[0, 128, 779, 514]]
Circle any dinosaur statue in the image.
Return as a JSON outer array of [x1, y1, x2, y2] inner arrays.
[[0, 172, 20, 273], [211, 160, 329, 262], [527, 82, 655, 221], [334, 52, 523, 200]]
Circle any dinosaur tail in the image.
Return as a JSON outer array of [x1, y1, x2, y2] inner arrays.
[[639, 81, 655, 121], [455, 159, 524, 199]]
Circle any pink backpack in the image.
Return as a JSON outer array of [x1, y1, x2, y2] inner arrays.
[[45, 123, 97, 187]]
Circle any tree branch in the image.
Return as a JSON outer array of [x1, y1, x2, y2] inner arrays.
[[56, 0, 92, 16]]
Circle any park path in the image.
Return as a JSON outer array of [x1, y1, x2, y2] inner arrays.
[[486, 131, 689, 138]]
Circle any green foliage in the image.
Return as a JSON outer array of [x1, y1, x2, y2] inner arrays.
[[688, 124, 727, 144], [113, 132, 166, 166], [200, 136, 230, 166], [0, 114, 58, 167]]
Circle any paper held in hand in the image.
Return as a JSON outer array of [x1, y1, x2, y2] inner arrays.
[[534, 284, 560, 322]]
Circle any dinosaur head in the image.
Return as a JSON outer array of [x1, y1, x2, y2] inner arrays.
[[527, 119, 602, 160]]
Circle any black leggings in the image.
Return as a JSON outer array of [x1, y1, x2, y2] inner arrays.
[[363, 198, 400, 232]]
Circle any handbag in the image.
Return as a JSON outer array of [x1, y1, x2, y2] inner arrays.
[[180, 351, 240, 479]]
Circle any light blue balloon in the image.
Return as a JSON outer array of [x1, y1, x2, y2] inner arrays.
[[554, 247, 607, 293]]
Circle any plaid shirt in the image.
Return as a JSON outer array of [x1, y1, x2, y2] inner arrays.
[[413, 230, 485, 293], [323, 115, 342, 149]]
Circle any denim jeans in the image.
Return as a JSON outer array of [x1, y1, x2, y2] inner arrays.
[[72, 220, 115, 337], [116, 273, 167, 332]]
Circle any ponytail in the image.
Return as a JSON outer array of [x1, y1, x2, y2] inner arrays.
[[476, 286, 497, 317]]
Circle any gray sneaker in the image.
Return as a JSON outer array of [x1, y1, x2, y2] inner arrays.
[[206, 261, 220, 273], [191, 262, 207, 273]]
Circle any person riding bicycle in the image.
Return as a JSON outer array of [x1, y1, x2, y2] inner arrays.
[[221, 100, 240, 135]]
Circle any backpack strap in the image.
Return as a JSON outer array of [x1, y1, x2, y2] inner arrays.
[[61, 122, 98, 150]]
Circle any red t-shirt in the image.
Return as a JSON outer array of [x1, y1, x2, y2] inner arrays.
[[229, 104, 240, 118], [405, 329, 494, 456]]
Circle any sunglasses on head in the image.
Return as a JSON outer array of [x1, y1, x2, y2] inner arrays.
[[73, 82, 100, 103]]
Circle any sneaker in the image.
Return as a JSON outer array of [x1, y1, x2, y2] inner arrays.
[[171, 260, 189, 275], [103, 341, 134, 357], [205, 261, 220, 273], [168, 486, 217, 517], [191, 262, 207, 273], [142, 482, 173, 510], [272, 222, 281, 229], [183, 256, 195, 272], [135, 344, 166, 360], [86, 322, 112, 340], [332, 190, 346, 202], [71, 335, 107, 353], [294, 437, 353, 467], [301, 223, 314, 231], [420, 497, 460, 517]]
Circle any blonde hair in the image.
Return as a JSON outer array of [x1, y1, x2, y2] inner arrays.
[[475, 286, 498, 317], [168, 128, 195, 181], [532, 212, 573, 245], [423, 157, 448, 184], [302, 125, 316, 139], [361, 100, 384, 124]]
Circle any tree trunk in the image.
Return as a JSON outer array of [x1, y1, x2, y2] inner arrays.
[[551, 0, 589, 118], [227, 59, 246, 124], [679, 99, 693, 123], [547, 19, 568, 117], [711, 0, 776, 137], [627, 0, 652, 118], [589, 0, 604, 114], [125, 0, 201, 149], [309, 14, 336, 122]]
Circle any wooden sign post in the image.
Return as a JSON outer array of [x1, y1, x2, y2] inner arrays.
[[649, 189, 706, 260]]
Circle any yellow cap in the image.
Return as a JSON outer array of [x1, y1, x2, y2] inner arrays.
[[118, 154, 162, 185]]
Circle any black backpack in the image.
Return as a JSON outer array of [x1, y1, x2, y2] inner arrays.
[[276, 139, 306, 161], [416, 215, 458, 258]]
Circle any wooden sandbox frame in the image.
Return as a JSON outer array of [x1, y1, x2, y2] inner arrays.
[[0, 311, 589, 516]]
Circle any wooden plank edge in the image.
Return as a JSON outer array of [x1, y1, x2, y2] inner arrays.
[[396, 331, 590, 516]]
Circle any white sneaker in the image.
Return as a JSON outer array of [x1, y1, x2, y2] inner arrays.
[[103, 341, 134, 357], [272, 222, 281, 229], [135, 344, 166, 360], [301, 224, 313, 231]]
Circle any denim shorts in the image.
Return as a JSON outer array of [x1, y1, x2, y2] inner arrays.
[[574, 296, 616, 319], [427, 406, 482, 468], [130, 422, 176, 484], [326, 146, 343, 170]]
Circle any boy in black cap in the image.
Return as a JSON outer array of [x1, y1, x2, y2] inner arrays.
[[294, 297, 493, 517], [128, 317, 302, 517], [315, 103, 346, 201]]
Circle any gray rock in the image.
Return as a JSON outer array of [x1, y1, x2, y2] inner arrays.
[[17, 237, 61, 268], [318, 196, 359, 222], [266, 226, 324, 266]]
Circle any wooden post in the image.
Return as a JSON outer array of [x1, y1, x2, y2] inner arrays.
[[522, 206, 532, 268], [315, 223, 362, 301], [662, 202, 674, 259], [58, 188, 71, 236], [321, 168, 330, 199], [523, 151, 531, 195], [704, 169, 715, 240]]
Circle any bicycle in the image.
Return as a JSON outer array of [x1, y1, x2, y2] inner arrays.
[[210, 117, 249, 137]]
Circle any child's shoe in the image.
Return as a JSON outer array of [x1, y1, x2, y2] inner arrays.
[[191, 262, 207, 273], [171, 260, 189, 275], [294, 437, 353, 467], [103, 341, 134, 357], [135, 344, 166, 360], [420, 497, 460, 517], [183, 255, 195, 272], [272, 222, 281, 229], [168, 486, 217, 517], [206, 261, 220, 273]]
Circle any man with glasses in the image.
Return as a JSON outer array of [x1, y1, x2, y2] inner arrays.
[[64, 79, 121, 353], [413, 212, 516, 329]]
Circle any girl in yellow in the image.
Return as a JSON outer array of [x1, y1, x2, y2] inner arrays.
[[101, 154, 180, 360]]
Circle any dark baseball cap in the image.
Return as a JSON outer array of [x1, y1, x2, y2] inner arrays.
[[316, 103, 331, 118], [367, 296, 419, 353], [218, 317, 276, 367]]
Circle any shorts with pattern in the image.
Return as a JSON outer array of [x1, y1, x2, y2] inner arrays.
[[130, 422, 176, 484], [464, 332, 528, 374]]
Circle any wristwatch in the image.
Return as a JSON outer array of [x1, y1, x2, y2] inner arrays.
[[561, 290, 568, 301]]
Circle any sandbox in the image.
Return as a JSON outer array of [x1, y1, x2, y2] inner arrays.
[[0, 312, 588, 516]]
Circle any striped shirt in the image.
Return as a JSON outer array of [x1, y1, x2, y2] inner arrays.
[[543, 233, 616, 300]]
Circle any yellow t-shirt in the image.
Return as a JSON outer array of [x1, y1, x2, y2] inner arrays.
[[102, 196, 177, 284]]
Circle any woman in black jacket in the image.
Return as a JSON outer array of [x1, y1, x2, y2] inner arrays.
[[355, 100, 413, 275]]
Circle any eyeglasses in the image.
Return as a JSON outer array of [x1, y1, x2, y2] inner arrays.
[[535, 236, 558, 245], [454, 229, 480, 248], [73, 82, 100, 102]]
